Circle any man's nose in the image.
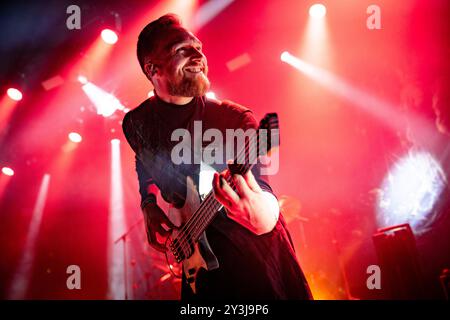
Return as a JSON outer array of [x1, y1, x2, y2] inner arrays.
[[190, 48, 205, 61]]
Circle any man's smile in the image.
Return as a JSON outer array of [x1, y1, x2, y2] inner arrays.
[[184, 66, 205, 74]]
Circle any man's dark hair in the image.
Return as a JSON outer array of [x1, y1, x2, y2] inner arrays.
[[137, 14, 182, 76]]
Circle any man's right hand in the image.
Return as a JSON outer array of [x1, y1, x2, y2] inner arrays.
[[142, 203, 176, 252]]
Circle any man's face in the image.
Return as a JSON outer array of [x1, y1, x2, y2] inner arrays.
[[150, 29, 210, 97]]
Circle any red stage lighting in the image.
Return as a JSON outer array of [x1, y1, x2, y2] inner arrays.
[[7, 88, 22, 101], [309, 4, 326, 18], [101, 29, 118, 44], [68, 132, 82, 143], [2, 167, 14, 176]]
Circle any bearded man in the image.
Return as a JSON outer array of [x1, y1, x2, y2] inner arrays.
[[122, 14, 311, 300]]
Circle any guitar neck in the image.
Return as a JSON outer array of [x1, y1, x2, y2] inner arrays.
[[172, 113, 279, 256], [190, 160, 257, 241]]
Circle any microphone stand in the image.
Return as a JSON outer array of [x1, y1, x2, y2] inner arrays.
[[114, 218, 144, 300]]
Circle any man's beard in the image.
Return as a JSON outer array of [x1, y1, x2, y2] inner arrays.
[[167, 72, 210, 97]]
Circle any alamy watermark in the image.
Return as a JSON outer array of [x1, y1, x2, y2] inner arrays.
[[66, 264, 81, 290], [66, 5, 81, 30], [170, 121, 279, 175], [366, 264, 381, 290], [66, 4, 381, 31], [366, 5, 382, 30]]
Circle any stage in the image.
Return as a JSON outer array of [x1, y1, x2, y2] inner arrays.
[[0, 0, 449, 300]]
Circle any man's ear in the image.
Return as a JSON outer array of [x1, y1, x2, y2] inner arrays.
[[144, 64, 155, 82], [147, 63, 159, 76]]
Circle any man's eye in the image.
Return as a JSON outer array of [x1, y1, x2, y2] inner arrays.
[[176, 48, 186, 53]]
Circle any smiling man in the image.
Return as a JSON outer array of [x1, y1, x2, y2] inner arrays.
[[122, 14, 311, 300]]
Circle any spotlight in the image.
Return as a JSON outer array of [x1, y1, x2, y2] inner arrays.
[[77, 75, 88, 84], [309, 4, 326, 18], [377, 151, 446, 235], [101, 29, 118, 44], [206, 91, 217, 99], [2, 167, 14, 176], [68, 132, 82, 143], [81, 82, 125, 117], [7, 88, 23, 101], [280, 51, 290, 62]]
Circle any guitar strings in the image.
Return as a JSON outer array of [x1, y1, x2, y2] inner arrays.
[[171, 127, 276, 258], [170, 120, 278, 258], [176, 132, 261, 238], [187, 124, 279, 242], [186, 134, 260, 240], [170, 129, 271, 259], [171, 140, 258, 259], [170, 132, 261, 258]]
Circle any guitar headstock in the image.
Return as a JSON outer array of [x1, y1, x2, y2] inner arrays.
[[228, 113, 280, 175], [258, 113, 280, 152]]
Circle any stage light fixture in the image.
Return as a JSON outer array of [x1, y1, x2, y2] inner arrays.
[[7, 88, 23, 101], [77, 75, 88, 84], [101, 29, 118, 44], [280, 51, 289, 62], [2, 167, 14, 176], [206, 91, 217, 99], [309, 4, 326, 18], [377, 151, 446, 235], [68, 132, 82, 143], [81, 82, 125, 117]]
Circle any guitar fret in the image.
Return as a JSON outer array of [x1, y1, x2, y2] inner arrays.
[[171, 114, 278, 262]]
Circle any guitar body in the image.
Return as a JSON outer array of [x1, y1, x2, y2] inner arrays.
[[167, 176, 219, 294]]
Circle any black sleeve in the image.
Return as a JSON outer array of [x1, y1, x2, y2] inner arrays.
[[122, 112, 158, 208], [136, 155, 157, 209]]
